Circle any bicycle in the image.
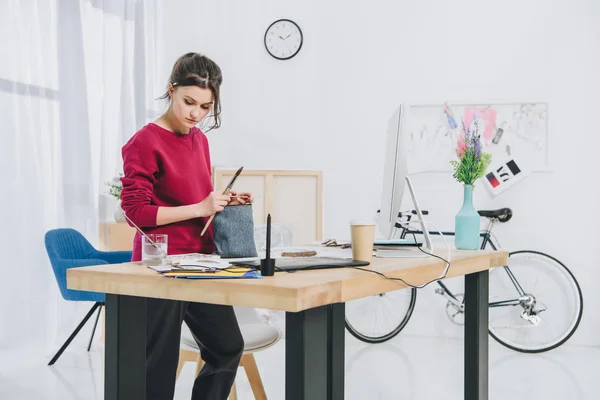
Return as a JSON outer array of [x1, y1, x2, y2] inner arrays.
[[344, 208, 584, 353]]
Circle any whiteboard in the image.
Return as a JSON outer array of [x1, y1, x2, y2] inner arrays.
[[406, 103, 549, 172]]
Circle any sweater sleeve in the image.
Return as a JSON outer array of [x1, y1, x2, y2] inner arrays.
[[120, 141, 160, 228]]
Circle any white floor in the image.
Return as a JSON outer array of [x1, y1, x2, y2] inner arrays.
[[1, 333, 598, 400]]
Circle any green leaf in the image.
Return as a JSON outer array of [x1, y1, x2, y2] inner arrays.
[[450, 151, 493, 185]]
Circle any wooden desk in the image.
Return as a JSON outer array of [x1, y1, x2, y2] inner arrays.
[[67, 249, 508, 400]]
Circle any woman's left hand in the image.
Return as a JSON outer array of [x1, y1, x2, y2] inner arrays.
[[228, 191, 253, 206]]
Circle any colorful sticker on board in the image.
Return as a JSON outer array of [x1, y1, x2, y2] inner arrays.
[[481, 158, 529, 195]]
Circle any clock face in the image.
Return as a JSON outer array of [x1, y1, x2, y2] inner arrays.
[[264, 19, 303, 60]]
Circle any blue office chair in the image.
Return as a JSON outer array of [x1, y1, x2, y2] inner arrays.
[[45, 228, 132, 365]]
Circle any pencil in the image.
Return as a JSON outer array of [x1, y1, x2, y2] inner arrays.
[[201, 213, 217, 236]]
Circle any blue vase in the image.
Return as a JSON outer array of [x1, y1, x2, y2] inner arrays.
[[455, 185, 480, 250]]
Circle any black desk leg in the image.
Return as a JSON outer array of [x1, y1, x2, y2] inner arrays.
[[105, 294, 147, 400], [286, 303, 345, 400], [465, 270, 489, 400]]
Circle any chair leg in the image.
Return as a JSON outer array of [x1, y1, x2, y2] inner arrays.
[[176, 349, 199, 381], [100, 306, 105, 345], [194, 351, 239, 400], [48, 302, 102, 366], [229, 382, 238, 400], [194, 353, 205, 378], [241, 353, 267, 400], [87, 304, 103, 351]]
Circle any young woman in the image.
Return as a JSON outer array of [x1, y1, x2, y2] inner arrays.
[[120, 52, 252, 400]]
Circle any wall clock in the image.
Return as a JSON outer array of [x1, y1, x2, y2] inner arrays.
[[264, 19, 303, 60]]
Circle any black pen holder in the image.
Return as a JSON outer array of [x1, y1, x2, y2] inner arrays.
[[260, 258, 276, 276]]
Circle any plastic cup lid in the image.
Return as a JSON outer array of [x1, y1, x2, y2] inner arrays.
[[349, 218, 376, 226]]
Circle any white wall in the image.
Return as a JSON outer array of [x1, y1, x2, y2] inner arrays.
[[159, 0, 600, 346]]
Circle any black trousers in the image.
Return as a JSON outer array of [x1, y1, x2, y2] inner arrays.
[[146, 298, 244, 400]]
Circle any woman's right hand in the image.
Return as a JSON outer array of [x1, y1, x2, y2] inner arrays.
[[196, 191, 231, 217]]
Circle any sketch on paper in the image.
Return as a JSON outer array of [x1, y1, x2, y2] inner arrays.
[[406, 103, 549, 173]]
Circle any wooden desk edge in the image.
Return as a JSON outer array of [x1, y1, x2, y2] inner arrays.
[[66, 266, 310, 312], [340, 250, 508, 303], [67, 251, 508, 313]]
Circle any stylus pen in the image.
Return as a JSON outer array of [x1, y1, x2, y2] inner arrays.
[[266, 214, 271, 260]]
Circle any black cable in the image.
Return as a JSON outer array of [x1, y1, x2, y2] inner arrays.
[[272, 230, 450, 287], [252, 220, 452, 286], [353, 231, 451, 289]]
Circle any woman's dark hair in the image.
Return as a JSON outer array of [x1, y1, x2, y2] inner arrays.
[[160, 52, 223, 131]]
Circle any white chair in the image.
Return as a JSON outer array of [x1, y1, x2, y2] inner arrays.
[[177, 306, 282, 400]]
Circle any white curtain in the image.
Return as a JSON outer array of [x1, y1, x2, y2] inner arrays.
[[0, 0, 161, 352]]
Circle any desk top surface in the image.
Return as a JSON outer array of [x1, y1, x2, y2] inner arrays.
[[67, 249, 508, 312]]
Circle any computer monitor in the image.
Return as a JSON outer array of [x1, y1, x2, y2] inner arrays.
[[377, 105, 433, 251], [377, 106, 406, 239]]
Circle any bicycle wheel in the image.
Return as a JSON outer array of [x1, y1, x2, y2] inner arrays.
[[345, 288, 417, 344], [488, 250, 583, 353]]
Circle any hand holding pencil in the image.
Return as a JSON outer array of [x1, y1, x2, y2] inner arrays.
[[199, 191, 231, 214], [199, 192, 230, 236], [198, 191, 254, 236], [200, 166, 246, 236]]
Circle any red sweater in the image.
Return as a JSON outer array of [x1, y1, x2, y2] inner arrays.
[[120, 123, 216, 261]]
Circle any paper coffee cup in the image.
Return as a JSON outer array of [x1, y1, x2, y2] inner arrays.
[[349, 219, 375, 263]]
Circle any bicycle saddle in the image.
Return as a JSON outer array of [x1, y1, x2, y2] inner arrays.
[[477, 208, 513, 223]]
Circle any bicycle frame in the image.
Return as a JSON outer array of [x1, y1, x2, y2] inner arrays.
[[397, 215, 526, 309]]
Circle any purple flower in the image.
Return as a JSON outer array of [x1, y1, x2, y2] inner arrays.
[[461, 120, 471, 148], [458, 119, 483, 161], [473, 134, 482, 160]]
